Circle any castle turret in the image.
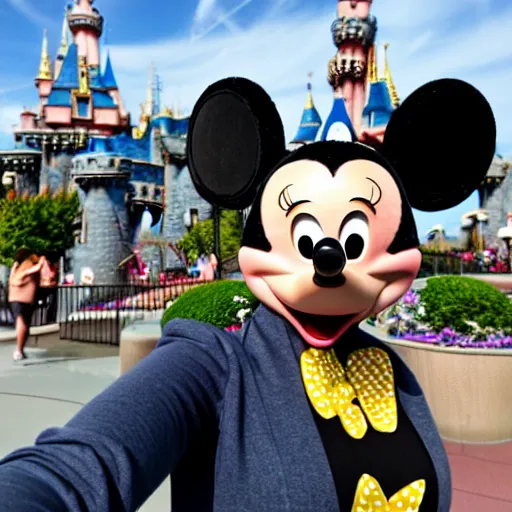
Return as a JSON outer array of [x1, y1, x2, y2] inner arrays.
[[362, 43, 396, 130], [54, 14, 70, 80], [327, 0, 377, 136], [291, 74, 323, 145], [67, 0, 103, 68], [35, 30, 53, 102]]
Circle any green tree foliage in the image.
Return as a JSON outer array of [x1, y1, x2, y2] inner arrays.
[[161, 280, 259, 329], [0, 191, 80, 266], [420, 276, 512, 334], [177, 209, 243, 264]]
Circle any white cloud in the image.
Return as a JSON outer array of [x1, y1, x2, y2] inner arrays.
[[6, 0, 57, 27], [194, 0, 217, 24], [0, 104, 23, 134], [109, 3, 512, 151]]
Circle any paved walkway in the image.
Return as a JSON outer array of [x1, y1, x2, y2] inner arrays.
[[1, 334, 511, 510], [0, 341, 169, 511]]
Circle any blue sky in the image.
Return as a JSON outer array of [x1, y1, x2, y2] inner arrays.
[[0, 0, 511, 239]]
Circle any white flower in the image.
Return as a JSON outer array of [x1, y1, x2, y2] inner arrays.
[[236, 308, 252, 321]]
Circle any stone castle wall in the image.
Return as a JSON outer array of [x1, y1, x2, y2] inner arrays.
[[72, 180, 136, 284], [484, 172, 512, 249], [162, 162, 212, 268]]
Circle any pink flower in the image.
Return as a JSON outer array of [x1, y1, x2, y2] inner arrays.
[[225, 324, 242, 331]]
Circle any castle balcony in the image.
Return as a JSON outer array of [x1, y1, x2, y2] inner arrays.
[[68, 12, 103, 36], [0, 149, 42, 174], [71, 152, 132, 181], [14, 128, 89, 153], [331, 15, 377, 49]]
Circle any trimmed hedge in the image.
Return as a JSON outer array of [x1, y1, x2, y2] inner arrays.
[[420, 276, 512, 334], [161, 280, 260, 329]]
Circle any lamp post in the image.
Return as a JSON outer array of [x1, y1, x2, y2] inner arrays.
[[213, 206, 222, 279]]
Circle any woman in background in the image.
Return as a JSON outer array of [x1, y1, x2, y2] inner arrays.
[[8, 249, 48, 361]]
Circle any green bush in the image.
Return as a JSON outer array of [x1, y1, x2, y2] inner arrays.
[[420, 276, 512, 334], [161, 280, 260, 329], [177, 209, 242, 264], [0, 191, 80, 265]]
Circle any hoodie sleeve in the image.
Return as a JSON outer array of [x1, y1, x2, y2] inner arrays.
[[0, 320, 231, 511]]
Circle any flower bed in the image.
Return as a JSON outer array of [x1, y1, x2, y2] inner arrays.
[[372, 276, 512, 349]]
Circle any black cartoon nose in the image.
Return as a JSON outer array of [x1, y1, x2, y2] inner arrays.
[[312, 237, 346, 287]]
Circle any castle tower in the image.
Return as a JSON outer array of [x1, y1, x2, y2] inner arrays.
[[326, 0, 377, 136], [71, 152, 135, 284], [290, 73, 323, 146], [35, 30, 53, 105], [67, 0, 103, 69]]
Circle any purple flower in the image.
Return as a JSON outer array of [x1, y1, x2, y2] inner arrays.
[[402, 290, 419, 306]]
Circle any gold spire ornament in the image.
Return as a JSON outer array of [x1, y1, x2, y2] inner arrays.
[[352, 474, 426, 512], [367, 44, 378, 84], [383, 43, 400, 108], [305, 72, 314, 109], [300, 346, 397, 439], [36, 29, 52, 81], [78, 57, 90, 94]]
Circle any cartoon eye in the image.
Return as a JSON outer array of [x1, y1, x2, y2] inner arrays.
[[339, 212, 369, 261], [292, 214, 325, 260]]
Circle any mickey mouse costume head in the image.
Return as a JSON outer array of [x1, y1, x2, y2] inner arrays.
[[188, 77, 495, 348]]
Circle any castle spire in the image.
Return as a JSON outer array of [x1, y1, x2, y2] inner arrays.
[[36, 29, 52, 81], [383, 42, 399, 108], [144, 63, 155, 118], [367, 44, 378, 84], [305, 72, 315, 109]]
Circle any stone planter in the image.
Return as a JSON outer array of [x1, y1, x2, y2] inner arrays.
[[362, 323, 512, 443]]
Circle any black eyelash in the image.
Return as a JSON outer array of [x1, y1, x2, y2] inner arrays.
[[367, 177, 382, 207], [278, 184, 294, 211]]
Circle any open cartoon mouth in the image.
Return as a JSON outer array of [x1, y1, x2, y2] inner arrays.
[[286, 307, 357, 341]]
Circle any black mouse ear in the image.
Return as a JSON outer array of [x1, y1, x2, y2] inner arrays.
[[383, 79, 496, 212], [187, 77, 286, 210]]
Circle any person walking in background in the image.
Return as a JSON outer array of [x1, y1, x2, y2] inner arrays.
[[8, 249, 48, 361]]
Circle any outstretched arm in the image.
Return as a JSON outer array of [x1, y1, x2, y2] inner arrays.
[[0, 320, 229, 511]]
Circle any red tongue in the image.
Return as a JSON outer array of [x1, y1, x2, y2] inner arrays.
[[299, 313, 348, 340]]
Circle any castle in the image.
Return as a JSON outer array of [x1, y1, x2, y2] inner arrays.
[[0, 0, 211, 284], [0, 0, 507, 284]]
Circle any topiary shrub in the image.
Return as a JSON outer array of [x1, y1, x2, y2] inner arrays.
[[161, 280, 260, 329], [419, 276, 512, 334]]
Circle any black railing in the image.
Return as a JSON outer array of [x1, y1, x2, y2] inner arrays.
[[418, 252, 508, 278], [58, 279, 207, 345], [0, 284, 58, 327]]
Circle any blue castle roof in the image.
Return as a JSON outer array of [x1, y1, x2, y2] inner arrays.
[[46, 43, 119, 110], [53, 43, 79, 90], [320, 98, 357, 142], [102, 53, 118, 89], [150, 115, 189, 137], [362, 81, 394, 128], [292, 84, 322, 143]]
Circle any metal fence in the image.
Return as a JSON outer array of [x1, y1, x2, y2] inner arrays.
[[418, 252, 505, 277], [0, 251, 506, 345], [58, 280, 207, 345]]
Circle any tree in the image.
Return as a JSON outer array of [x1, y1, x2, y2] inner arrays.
[[177, 209, 243, 264], [0, 191, 81, 266]]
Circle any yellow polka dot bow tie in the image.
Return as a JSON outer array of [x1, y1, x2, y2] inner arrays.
[[352, 474, 426, 511], [300, 346, 397, 439]]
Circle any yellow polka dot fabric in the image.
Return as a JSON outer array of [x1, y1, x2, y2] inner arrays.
[[352, 474, 426, 512], [300, 346, 397, 439]]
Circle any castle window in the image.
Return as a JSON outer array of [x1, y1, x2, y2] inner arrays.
[[141, 185, 148, 197], [77, 98, 89, 118]]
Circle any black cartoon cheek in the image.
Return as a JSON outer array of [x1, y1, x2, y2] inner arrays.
[[291, 214, 325, 261], [339, 211, 369, 262]]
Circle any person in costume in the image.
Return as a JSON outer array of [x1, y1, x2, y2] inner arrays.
[[0, 77, 495, 511]]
